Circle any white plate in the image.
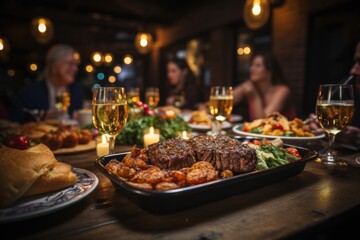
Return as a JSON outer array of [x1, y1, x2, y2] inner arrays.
[[232, 124, 326, 140], [229, 114, 243, 123], [0, 168, 99, 223], [188, 121, 232, 130]]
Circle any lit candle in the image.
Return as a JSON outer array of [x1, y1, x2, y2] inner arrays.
[[144, 126, 160, 147], [178, 130, 191, 140], [96, 135, 109, 157]]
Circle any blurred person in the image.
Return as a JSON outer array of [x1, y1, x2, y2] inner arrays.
[[11, 44, 84, 123], [165, 57, 207, 110], [233, 53, 296, 121]]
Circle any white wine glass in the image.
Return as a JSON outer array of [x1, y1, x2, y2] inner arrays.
[[208, 86, 233, 135], [145, 87, 160, 107], [316, 84, 355, 165], [92, 87, 128, 154]]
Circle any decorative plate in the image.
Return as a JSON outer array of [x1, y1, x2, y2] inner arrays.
[[188, 121, 232, 131], [232, 124, 326, 140], [0, 168, 99, 223]]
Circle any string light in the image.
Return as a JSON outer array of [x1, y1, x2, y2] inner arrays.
[[91, 51, 103, 66]]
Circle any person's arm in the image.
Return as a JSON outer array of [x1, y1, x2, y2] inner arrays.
[[233, 80, 254, 105], [263, 85, 290, 117]]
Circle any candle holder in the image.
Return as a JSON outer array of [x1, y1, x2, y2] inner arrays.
[[178, 130, 192, 140], [96, 135, 110, 157], [143, 127, 160, 147]]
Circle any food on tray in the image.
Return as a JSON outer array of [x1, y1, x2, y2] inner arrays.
[[147, 137, 197, 169], [104, 136, 301, 191], [188, 110, 212, 126], [241, 112, 315, 137], [0, 143, 77, 207], [187, 135, 257, 172]]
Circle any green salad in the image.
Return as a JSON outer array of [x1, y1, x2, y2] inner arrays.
[[246, 139, 301, 170]]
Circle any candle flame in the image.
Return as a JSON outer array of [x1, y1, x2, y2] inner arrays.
[[150, 126, 154, 135]]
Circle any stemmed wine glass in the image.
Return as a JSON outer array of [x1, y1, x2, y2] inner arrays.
[[92, 87, 128, 154], [316, 84, 355, 165], [208, 86, 233, 135]]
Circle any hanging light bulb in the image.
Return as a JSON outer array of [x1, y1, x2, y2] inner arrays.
[[31, 17, 54, 44], [243, 0, 270, 30], [134, 32, 154, 54]]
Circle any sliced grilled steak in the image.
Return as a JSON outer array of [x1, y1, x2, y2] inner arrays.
[[188, 135, 257, 173], [147, 137, 197, 170]]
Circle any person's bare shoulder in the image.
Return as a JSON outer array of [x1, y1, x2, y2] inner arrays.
[[273, 84, 290, 96]]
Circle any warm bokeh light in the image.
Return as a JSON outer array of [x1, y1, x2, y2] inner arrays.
[[104, 53, 113, 65], [244, 46, 251, 54], [0, 39, 4, 51], [73, 51, 81, 64], [114, 65, 122, 74], [108, 75, 116, 83], [123, 55, 133, 64], [85, 64, 94, 73], [237, 46, 251, 56], [91, 51, 103, 66], [29, 63, 38, 71], [7, 69, 15, 77]]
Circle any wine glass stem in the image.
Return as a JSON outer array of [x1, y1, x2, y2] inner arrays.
[[108, 135, 115, 154], [211, 120, 221, 135], [326, 133, 336, 162]]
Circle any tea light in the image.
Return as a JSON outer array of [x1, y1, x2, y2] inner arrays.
[[178, 130, 191, 140], [144, 126, 160, 147], [96, 135, 109, 157]]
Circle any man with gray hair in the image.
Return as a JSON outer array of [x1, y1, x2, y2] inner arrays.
[[11, 44, 84, 123]]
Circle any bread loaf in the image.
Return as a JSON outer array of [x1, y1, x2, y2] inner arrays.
[[0, 143, 77, 207]]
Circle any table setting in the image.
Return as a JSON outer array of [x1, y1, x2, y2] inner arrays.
[[0, 85, 359, 240]]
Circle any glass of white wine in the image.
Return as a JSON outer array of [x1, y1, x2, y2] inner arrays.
[[145, 87, 160, 107], [316, 84, 355, 165], [55, 89, 71, 121], [127, 87, 141, 104], [208, 86, 233, 135], [92, 87, 128, 154]]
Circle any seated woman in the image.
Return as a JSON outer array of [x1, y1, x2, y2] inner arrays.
[[165, 57, 207, 110], [233, 53, 296, 121]]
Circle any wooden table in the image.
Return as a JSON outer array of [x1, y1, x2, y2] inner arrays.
[[1, 133, 359, 240]]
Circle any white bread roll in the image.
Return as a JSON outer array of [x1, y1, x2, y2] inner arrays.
[[0, 143, 77, 207]]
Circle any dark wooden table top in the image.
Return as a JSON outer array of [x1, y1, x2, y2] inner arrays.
[[1, 131, 359, 240]]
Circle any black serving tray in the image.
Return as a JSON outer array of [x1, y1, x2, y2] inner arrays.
[[95, 140, 317, 214]]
